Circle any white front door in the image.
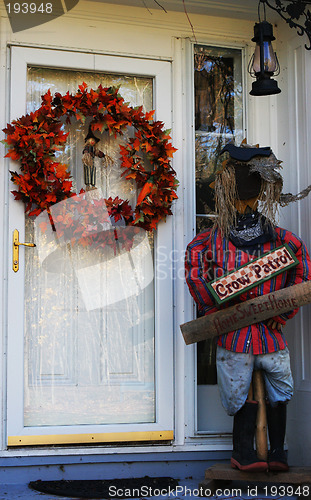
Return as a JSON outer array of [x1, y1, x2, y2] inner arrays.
[[6, 46, 173, 446]]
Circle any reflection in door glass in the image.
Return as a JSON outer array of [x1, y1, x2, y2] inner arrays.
[[194, 45, 243, 232], [24, 67, 155, 427], [195, 46, 243, 433]]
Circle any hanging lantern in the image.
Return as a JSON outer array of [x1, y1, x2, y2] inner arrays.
[[248, 20, 281, 96]]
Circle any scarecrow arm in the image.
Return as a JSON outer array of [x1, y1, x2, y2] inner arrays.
[[272, 238, 311, 325], [185, 241, 219, 317]]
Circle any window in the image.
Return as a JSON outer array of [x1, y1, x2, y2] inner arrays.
[[194, 45, 244, 431]]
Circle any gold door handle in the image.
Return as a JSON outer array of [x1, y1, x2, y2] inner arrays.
[[13, 229, 36, 273]]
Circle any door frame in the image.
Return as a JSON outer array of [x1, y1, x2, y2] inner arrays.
[[6, 46, 174, 446]]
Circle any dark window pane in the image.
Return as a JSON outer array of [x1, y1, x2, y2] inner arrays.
[[196, 215, 214, 235], [197, 339, 218, 385]]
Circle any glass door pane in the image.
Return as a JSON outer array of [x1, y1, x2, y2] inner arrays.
[[24, 67, 155, 427], [194, 45, 244, 432]]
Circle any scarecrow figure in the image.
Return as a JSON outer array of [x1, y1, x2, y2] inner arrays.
[[82, 126, 110, 190], [185, 142, 311, 472]]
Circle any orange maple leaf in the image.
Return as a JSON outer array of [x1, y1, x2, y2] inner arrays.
[[5, 150, 21, 161]]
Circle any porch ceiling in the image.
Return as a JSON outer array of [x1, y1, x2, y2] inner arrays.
[[94, 0, 272, 21]]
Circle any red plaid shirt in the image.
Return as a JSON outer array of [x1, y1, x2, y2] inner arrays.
[[185, 226, 311, 354]]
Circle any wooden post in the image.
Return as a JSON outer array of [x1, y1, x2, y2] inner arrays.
[[252, 370, 268, 461], [247, 383, 253, 402]]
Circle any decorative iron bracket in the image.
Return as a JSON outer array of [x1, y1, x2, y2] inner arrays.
[[260, 0, 311, 49]]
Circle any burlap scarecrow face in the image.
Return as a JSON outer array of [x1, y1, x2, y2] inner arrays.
[[214, 142, 283, 236], [84, 125, 100, 144]]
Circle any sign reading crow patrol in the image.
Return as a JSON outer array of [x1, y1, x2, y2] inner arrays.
[[208, 245, 299, 305]]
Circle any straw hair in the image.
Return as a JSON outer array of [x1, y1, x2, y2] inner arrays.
[[259, 178, 282, 224], [213, 160, 282, 237], [214, 164, 238, 236]]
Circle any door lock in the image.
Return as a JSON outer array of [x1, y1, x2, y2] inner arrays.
[[13, 229, 36, 272]]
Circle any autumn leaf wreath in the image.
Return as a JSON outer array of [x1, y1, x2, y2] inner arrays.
[[3, 84, 178, 249]]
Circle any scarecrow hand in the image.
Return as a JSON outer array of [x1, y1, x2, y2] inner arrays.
[[266, 318, 282, 331]]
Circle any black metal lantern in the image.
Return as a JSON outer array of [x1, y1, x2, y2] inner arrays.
[[248, 20, 281, 96]]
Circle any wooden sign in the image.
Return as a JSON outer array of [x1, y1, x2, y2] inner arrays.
[[207, 245, 299, 304], [180, 280, 311, 345]]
